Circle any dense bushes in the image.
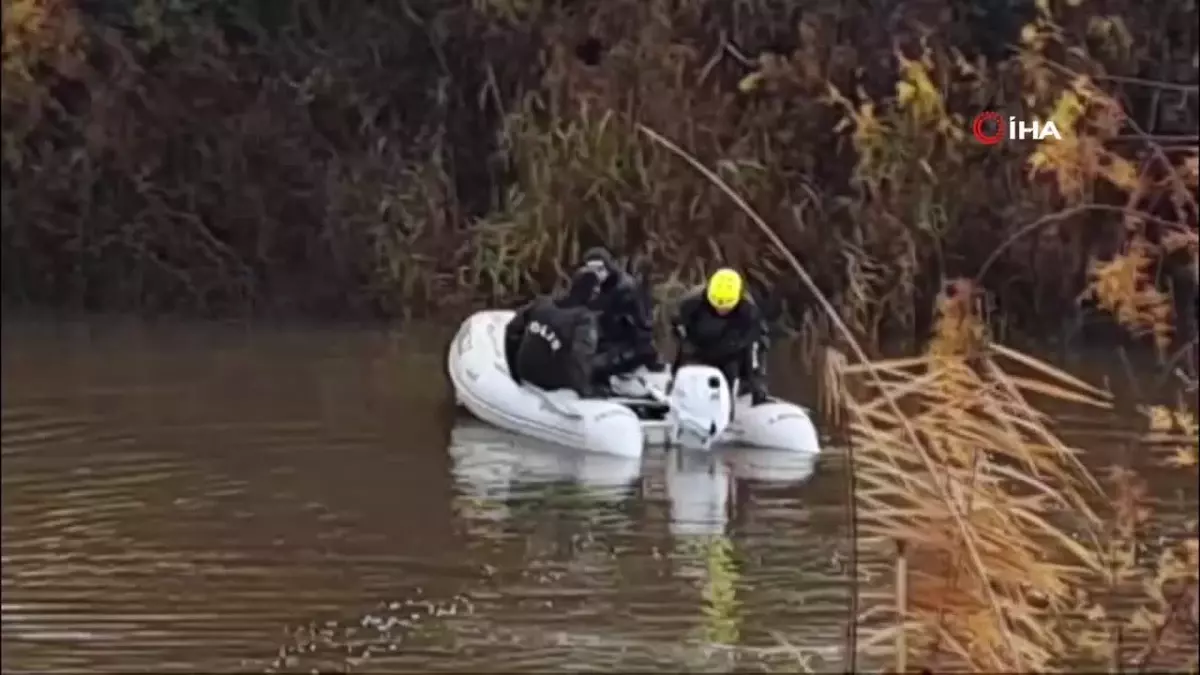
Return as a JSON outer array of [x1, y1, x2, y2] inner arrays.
[[2, 0, 1197, 350]]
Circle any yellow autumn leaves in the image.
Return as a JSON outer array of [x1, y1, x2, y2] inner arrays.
[[1087, 238, 1175, 353], [822, 0, 1194, 365], [1144, 403, 1199, 469], [1026, 78, 1141, 199], [2, 0, 85, 97]]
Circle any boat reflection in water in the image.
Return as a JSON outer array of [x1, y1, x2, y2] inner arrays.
[[448, 419, 819, 532], [441, 419, 826, 670], [448, 420, 645, 524]]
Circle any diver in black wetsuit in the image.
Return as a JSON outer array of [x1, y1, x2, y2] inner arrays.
[[670, 267, 770, 405], [577, 247, 664, 390], [504, 268, 602, 397]]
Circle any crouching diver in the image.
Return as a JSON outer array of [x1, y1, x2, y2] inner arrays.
[[504, 268, 602, 397], [578, 246, 664, 390], [670, 267, 771, 405]]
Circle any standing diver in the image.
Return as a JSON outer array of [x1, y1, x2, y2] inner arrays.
[[504, 267, 603, 397], [670, 267, 770, 406], [577, 246, 665, 391]]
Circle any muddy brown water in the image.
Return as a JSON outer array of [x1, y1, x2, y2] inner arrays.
[[1, 318, 1194, 673]]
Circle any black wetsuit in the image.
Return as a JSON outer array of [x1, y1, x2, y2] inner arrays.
[[579, 247, 663, 385], [504, 296, 599, 397], [670, 284, 770, 404]]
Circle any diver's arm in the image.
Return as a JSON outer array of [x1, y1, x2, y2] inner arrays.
[[602, 282, 658, 370], [625, 284, 659, 362], [670, 287, 703, 338], [668, 287, 704, 370], [568, 312, 599, 397]]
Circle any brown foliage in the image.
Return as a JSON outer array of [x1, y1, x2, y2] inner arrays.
[[2, 0, 1195, 345]]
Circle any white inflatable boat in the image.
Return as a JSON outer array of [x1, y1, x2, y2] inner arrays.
[[447, 310, 821, 458]]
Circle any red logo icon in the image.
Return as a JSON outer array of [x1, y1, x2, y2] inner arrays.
[[971, 111, 1004, 145]]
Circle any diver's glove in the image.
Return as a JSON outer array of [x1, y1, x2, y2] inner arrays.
[[591, 348, 634, 376], [643, 358, 667, 373]]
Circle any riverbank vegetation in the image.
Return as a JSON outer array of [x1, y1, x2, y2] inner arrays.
[[2, 0, 1196, 347], [820, 281, 1198, 672], [5, 1, 1198, 671]]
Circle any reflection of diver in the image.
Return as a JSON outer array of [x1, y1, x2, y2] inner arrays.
[[660, 449, 741, 652], [661, 447, 819, 651]]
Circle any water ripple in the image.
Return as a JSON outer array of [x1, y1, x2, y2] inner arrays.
[[2, 322, 1193, 673]]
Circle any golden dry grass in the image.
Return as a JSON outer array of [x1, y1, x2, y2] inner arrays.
[[818, 285, 1197, 673], [827, 286, 1110, 672]]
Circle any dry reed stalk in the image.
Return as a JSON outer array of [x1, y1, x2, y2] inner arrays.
[[894, 539, 909, 674], [832, 286, 1114, 672], [636, 125, 1134, 673]]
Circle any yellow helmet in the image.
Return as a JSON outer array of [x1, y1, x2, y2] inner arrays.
[[705, 268, 743, 313]]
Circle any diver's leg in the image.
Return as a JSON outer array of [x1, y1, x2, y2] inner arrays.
[[739, 340, 770, 405], [570, 314, 601, 398], [744, 333, 772, 401]]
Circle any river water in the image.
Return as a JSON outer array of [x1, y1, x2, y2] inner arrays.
[[1, 318, 1194, 673]]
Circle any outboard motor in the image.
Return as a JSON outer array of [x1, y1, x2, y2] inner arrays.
[[667, 365, 734, 450]]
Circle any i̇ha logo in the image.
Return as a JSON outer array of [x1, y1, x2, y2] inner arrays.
[[971, 111, 1062, 145]]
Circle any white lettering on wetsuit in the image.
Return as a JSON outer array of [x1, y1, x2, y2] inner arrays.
[[527, 320, 563, 352]]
